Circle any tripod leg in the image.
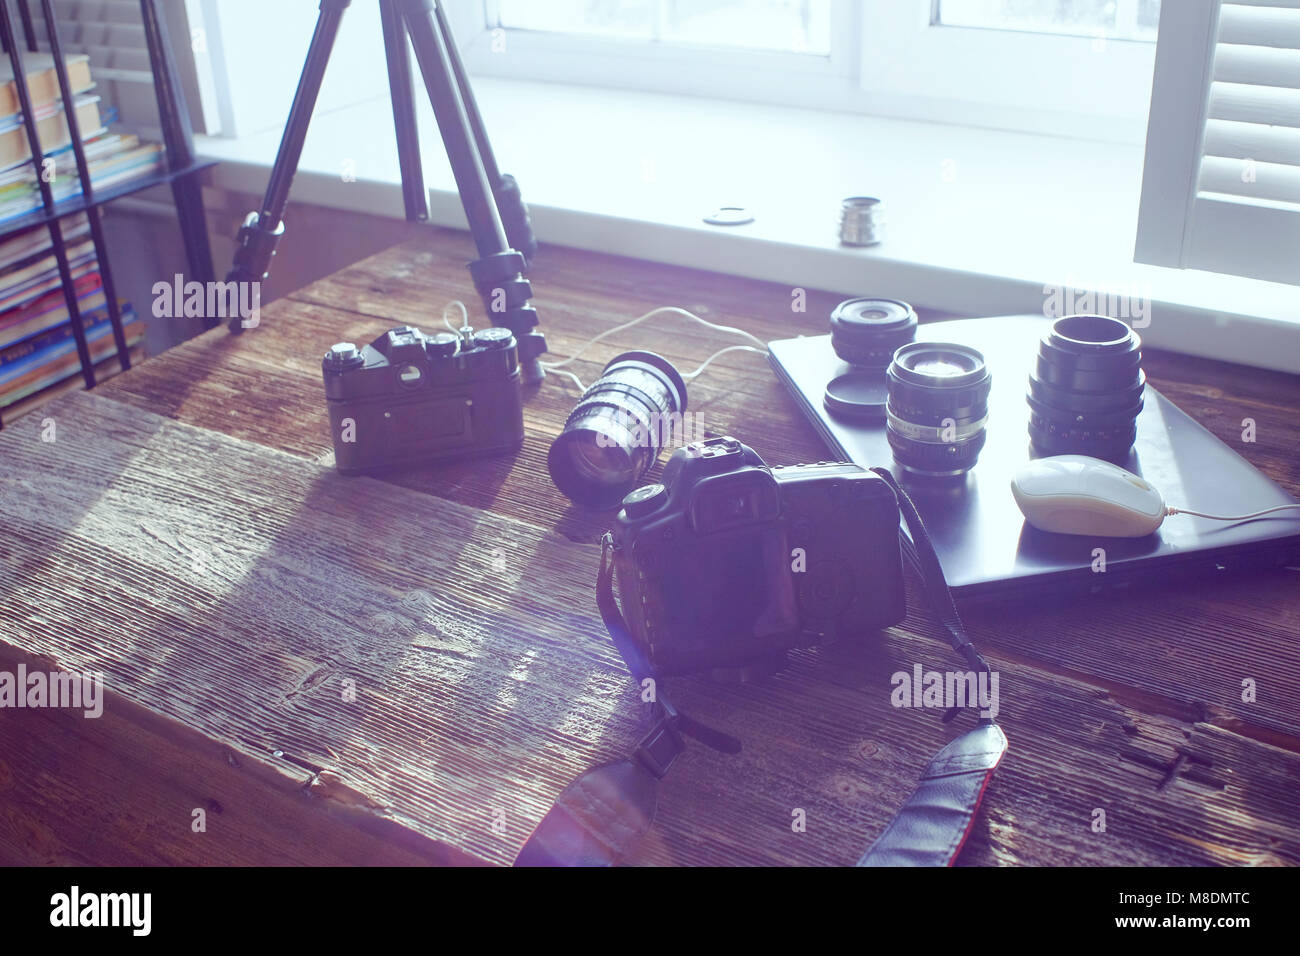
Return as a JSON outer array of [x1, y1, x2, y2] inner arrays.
[[400, 0, 507, 259], [226, 0, 351, 333], [401, 0, 546, 382], [380, 0, 428, 222], [432, 2, 536, 263]]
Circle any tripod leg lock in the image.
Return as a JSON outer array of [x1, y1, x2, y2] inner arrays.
[[230, 211, 285, 283], [494, 174, 538, 266], [468, 251, 536, 323], [226, 211, 286, 333], [466, 249, 547, 381]]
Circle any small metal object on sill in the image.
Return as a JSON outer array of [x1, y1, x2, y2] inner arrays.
[[703, 206, 754, 226], [840, 196, 884, 246]]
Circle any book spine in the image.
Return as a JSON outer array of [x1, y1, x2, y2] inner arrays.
[[0, 305, 110, 368], [0, 306, 137, 388]]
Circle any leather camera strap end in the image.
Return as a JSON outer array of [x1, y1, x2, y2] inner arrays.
[[857, 721, 1008, 866]]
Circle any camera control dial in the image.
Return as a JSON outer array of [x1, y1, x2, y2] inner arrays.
[[474, 327, 514, 350], [423, 332, 458, 358], [621, 483, 667, 519], [324, 342, 364, 369]]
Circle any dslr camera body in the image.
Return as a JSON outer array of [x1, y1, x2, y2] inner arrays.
[[611, 437, 905, 676], [322, 324, 524, 474]]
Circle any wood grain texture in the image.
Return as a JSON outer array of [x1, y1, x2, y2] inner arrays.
[[3, 225, 1297, 866], [1, 391, 1297, 867], [0, 642, 459, 866], [99, 230, 1300, 743]]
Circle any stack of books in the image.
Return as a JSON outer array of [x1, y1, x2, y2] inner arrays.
[[0, 215, 145, 413], [0, 52, 156, 416], [0, 52, 165, 226]]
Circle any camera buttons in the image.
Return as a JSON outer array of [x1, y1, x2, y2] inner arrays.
[[622, 483, 667, 519], [427, 332, 459, 357], [474, 327, 514, 350], [324, 342, 364, 369]]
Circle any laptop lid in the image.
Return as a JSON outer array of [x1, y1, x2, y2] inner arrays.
[[767, 314, 1300, 600]]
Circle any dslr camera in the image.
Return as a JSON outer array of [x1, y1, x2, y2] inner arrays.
[[611, 436, 906, 676], [321, 324, 525, 474]]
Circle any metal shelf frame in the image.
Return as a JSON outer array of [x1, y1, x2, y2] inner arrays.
[[0, 0, 215, 429]]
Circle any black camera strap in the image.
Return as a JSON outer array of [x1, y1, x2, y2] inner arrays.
[[515, 470, 1006, 867], [858, 468, 1007, 866], [514, 533, 740, 866]]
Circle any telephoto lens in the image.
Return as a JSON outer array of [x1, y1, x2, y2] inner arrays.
[[829, 297, 918, 367], [548, 351, 688, 509], [886, 342, 991, 477], [1027, 315, 1145, 461]]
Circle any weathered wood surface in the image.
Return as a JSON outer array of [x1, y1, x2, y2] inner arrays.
[[2, 226, 1298, 865]]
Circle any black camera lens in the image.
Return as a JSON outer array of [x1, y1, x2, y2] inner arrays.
[[886, 342, 991, 476], [548, 351, 688, 509], [1028, 315, 1144, 460], [830, 298, 918, 367]]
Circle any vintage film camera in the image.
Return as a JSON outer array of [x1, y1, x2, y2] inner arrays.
[[610, 436, 906, 676], [321, 324, 524, 474]]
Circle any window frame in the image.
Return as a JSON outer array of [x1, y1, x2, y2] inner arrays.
[[457, 0, 1160, 142], [854, 1, 1160, 143], [187, 1, 1164, 145], [458, 0, 861, 111]]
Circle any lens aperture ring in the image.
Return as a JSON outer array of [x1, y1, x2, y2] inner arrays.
[[886, 406, 988, 443], [886, 427, 987, 475]]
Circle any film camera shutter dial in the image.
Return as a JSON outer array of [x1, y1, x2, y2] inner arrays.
[[474, 327, 514, 350], [427, 332, 459, 357]]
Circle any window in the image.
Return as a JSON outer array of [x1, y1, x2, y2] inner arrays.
[[849, 1, 1160, 140], [492, 0, 833, 53], [938, 0, 1161, 42], [465, 0, 857, 112], [1135, 0, 1300, 286], [461, 0, 1160, 140]]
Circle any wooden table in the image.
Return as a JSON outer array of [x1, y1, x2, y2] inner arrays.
[[1, 228, 1298, 866]]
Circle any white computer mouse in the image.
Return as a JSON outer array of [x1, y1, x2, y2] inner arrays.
[[1011, 455, 1166, 537]]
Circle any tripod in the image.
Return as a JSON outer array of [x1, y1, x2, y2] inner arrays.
[[224, 0, 546, 383]]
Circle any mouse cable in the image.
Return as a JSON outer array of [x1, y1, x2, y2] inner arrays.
[[1167, 504, 1300, 521]]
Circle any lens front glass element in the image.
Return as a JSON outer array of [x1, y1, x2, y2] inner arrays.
[[566, 434, 636, 487]]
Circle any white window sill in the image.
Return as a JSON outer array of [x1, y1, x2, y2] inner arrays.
[[195, 78, 1300, 374]]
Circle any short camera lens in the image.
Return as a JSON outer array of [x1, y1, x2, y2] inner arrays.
[[885, 342, 991, 477]]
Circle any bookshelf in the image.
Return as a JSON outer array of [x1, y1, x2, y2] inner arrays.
[[0, 0, 214, 429]]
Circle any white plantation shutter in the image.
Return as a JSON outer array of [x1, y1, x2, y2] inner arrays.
[[1135, 0, 1300, 285]]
